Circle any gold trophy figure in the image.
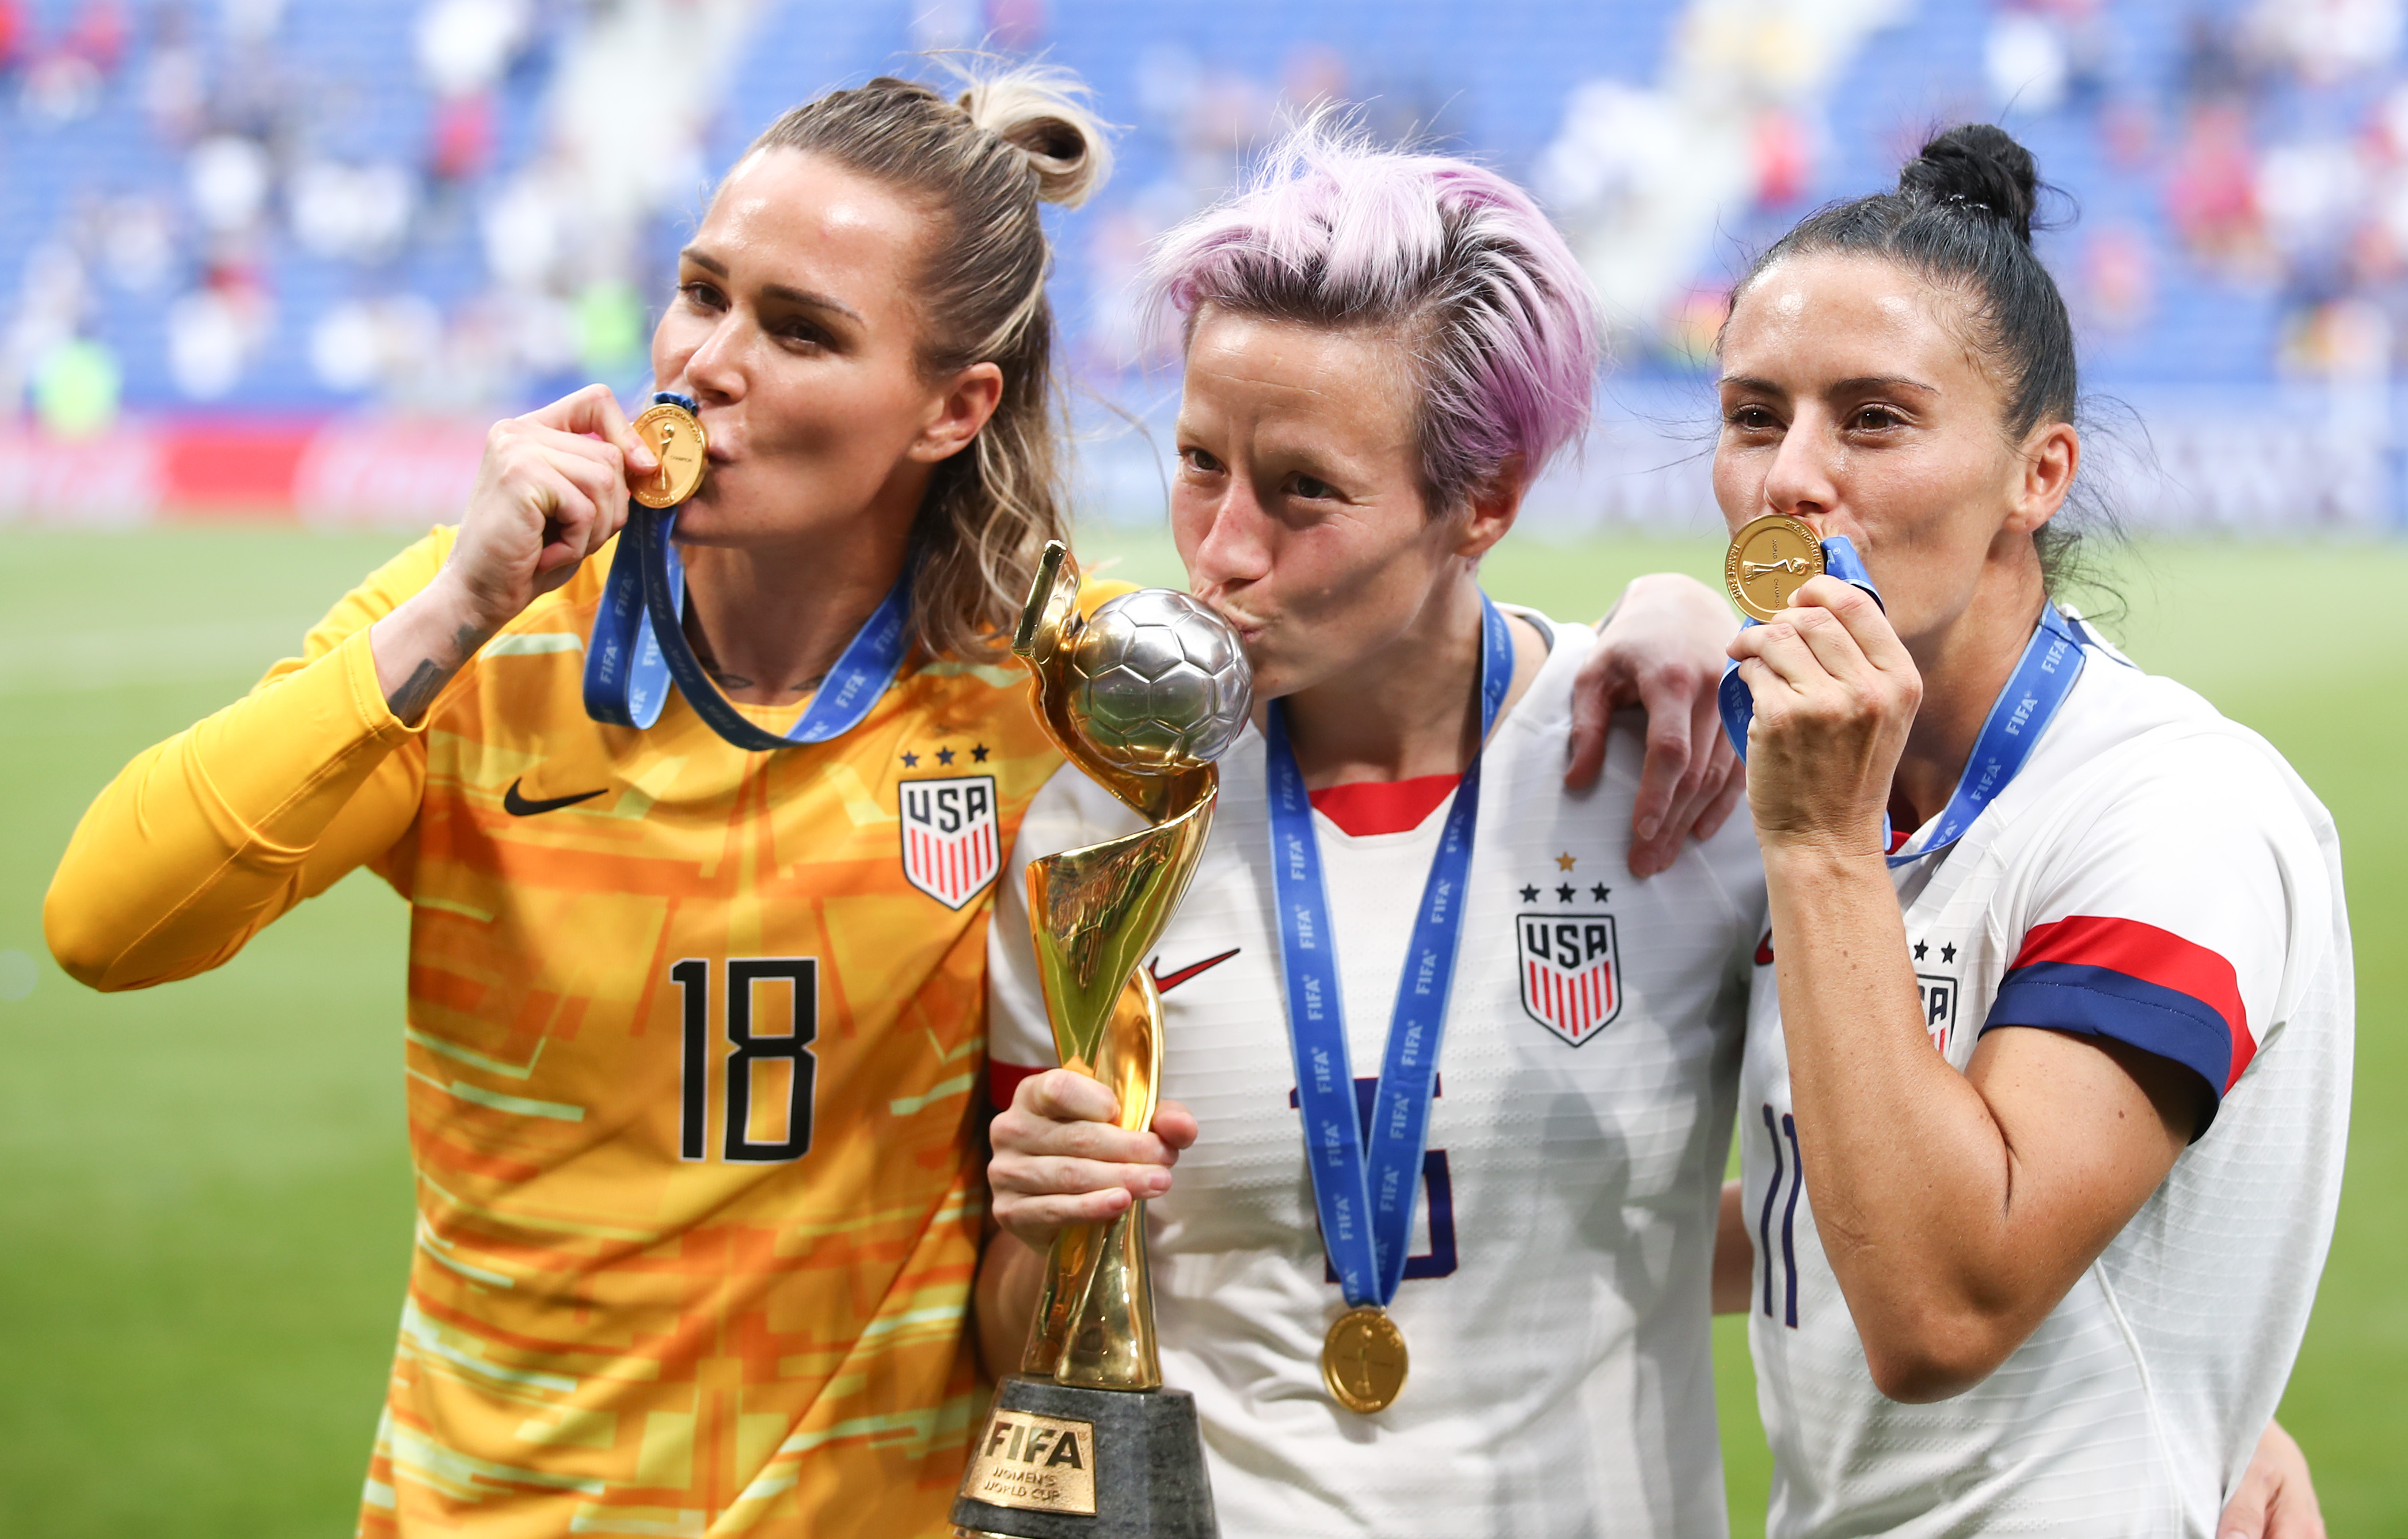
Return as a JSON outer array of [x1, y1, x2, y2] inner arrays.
[[954, 543, 1249, 1539]]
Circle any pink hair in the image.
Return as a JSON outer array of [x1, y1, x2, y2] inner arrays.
[[1144, 120, 1601, 511]]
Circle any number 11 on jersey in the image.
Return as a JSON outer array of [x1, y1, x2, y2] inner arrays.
[[672, 957, 820, 1162]]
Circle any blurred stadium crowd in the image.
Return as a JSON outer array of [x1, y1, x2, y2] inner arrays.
[[1, 0, 2403, 531]]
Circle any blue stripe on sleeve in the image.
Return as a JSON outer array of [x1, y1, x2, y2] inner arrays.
[[1984, 961, 2234, 1135]]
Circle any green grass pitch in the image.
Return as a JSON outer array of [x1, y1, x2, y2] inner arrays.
[[0, 525, 2398, 1534]]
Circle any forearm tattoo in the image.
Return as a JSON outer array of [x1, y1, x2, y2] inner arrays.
[[387, 660, 448, 722], [389, 620, 491, 723]]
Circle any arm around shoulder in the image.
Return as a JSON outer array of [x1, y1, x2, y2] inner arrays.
[[1568, 572, 1745, 876]]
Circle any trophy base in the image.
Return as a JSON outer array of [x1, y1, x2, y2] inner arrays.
[[952, 1375, 1218, 1539]]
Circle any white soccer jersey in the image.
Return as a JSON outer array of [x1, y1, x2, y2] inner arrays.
[[1740, 623, 2353, 1538], [990, 614, 1767, 1539]]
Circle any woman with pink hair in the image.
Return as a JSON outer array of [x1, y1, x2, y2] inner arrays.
[[978, 124, 1764, 1538]]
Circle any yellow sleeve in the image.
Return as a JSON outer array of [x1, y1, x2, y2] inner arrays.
[[44, 529, 458, 992]]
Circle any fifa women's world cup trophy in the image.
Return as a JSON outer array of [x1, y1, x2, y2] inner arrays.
[[953, 542, 1250, 1539]]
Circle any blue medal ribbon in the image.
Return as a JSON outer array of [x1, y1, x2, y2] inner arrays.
[[1884, 602, 2083, 865], [1267, 595, 1513, 1309], [1716, 535, 2087, 867], [581, 392, 912, 751], [583, 488, 686, 731]]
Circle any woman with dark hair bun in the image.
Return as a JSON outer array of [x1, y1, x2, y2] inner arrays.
[[1712, 124, 2348, 1536]]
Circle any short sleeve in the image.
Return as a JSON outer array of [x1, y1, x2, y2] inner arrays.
[[986, 764, 1144, 1108], [1984, 735, 2311, 1132]]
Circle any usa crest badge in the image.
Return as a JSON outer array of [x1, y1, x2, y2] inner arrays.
[[900, 775, 1001, 910], [1517, 913, 1623, 1046]]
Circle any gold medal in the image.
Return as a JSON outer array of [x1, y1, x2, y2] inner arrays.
[[1321, 1306, 1409, 1414], [630, 400, 709, 508], [1724, 512, 1824, 622]]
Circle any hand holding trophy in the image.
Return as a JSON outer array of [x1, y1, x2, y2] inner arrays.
[[954, 542, 1250, 1539]]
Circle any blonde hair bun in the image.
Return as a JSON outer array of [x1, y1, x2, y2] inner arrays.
[[954, 63, 1113, 209]]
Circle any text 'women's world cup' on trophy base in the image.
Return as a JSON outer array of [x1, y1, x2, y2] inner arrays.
[[953, 543, 1251, 1539]]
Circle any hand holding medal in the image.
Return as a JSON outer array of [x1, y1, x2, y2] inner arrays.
[[427, 383, 665, 628], [1715, 517, 1886, 765], [585, 392, 918, 752], [1719, 516, 2081, 865], [1720, 516, 1918, 856], [371, 382, 667, 724]]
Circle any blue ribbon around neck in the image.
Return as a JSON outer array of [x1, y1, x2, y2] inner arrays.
[[1265, 594, 1513, 1309], [581, 392, 912, 752], [1715, 535, 2087, 867]]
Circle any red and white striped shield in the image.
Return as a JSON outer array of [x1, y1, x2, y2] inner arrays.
[[899, 774, 1000, 910], [1516, 913, 1623, 1047]]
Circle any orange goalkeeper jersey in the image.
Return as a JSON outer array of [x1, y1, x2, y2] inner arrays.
[[45, 528, 1123, 1538]]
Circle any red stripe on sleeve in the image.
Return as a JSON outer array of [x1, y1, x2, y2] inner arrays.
[[2011, 915, 2254, 1083]]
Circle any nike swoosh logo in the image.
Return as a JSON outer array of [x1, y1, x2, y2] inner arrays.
[[503, 778, 607, 816], [1149, 948, 1241, 994]]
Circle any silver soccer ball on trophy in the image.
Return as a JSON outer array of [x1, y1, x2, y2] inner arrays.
[[1067, 590, 1253, 772]]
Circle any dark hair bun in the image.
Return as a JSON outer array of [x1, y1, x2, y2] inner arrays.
[[1899, 124, 2039, 244]]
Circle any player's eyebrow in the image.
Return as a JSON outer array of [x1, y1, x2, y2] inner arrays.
[[1827, 374, 1938, 396], [1718, 373, 1939, 398], [679, 247, 863, 323]]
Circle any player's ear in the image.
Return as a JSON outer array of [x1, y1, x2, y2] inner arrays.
[[2005, 421, 2077, 535], [911, 362, 1005, 463], [1454, 457, 1527, 559]]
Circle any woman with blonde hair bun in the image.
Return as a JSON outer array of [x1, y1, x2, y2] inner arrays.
[[47, 64, 1115, 1537]]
